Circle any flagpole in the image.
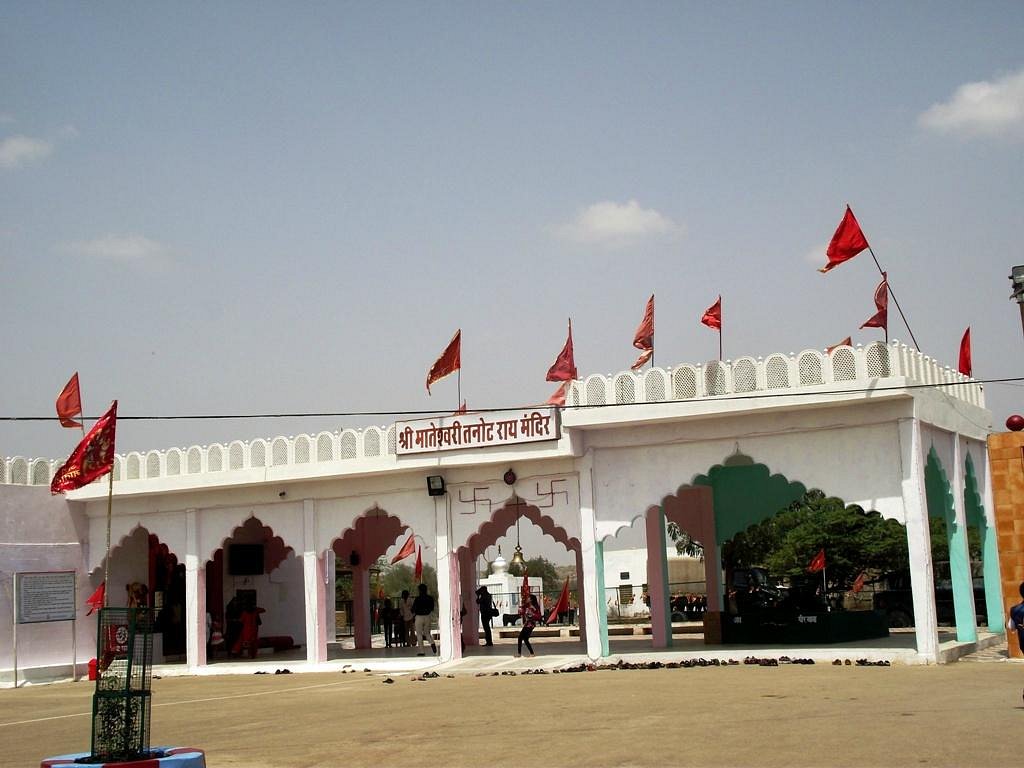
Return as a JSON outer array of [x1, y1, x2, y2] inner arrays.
[[102, 465, 114, 608], [866, 247, 920, 352], [457, 368, 461, 414], [718, 329, 722, 362]]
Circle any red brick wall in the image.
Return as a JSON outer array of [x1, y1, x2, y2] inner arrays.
[[988, 432, 1024, 658]]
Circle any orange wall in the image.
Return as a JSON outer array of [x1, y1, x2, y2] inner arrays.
[[989, 431, 1024, 658]]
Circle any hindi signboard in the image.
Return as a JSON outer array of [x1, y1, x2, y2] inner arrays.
[[395, 408, 561, 455], [16, 570, 77, 624]]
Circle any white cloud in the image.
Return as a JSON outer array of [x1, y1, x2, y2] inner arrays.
[[0, 135, 53, 168], [60, 234, 173, 266], [918, 68, 1024, 140], [557, 200, 683, 246]]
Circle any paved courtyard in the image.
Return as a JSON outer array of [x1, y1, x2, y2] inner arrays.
[[1, 653, 1020, 767]]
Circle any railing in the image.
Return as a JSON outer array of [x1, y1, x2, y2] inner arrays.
[[0, 341, 982, 488]]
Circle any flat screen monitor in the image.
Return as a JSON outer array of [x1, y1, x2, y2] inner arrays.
[[228, 544, 264, 576]]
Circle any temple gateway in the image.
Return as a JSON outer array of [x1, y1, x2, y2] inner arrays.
[[0, 340, 1002, 681]]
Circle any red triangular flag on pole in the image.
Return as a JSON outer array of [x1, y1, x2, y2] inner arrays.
[[426, 329, 461, 394], [852, 572, 866, 594], [414, 546, 423, 582], [545, 381, 569, 407], [859, 273, 888, 331], [390, 533, 416, 564], [958, 327, 972, 376], [520, 568, 530, 603], [51, 401, 118, 494], [807, 548, 826, 574], [56, 372, 83, 429], [546, 577, 571, 625], [630, 294, 654, 370], [85, 582, 105, 615], [700, 296, 722, 331], [546, 319, 578, 382], [827, 337, 853, 355], [820, 205, 869, 273], [454, 400, 467, 415]]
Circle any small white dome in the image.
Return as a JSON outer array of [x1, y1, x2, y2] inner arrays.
[[490, 554, 508, 576]]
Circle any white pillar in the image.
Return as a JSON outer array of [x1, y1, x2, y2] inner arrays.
[[899, 418, 939, 662], [434, 494, 459, 662], [184, 509, 206, 670], [323, 549, 336, 645], [578, 452, 605, 660], [303, 499, 327, 664]]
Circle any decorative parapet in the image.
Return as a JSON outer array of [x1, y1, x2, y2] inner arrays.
[[1, 341, 982, 488], [568, 340, 983, 409]]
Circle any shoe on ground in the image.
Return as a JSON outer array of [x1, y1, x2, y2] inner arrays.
[[514, 653, 521, 658], [417, 652, 425, 656]]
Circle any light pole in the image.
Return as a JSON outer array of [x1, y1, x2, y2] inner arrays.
[[1010, 265, 1024, 339]]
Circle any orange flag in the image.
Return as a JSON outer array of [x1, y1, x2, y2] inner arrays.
[[700, 296, 722, 330], [546, 319, 578, 382], [820, 205, 869, 273], [545, 381, 569, 407], [391, 533, 416, 564], [827, 337, 852, 354], [546, 577, 571, 625], [807, 549, 826, 574], [51, 401, 117, 494], [426, 330, 461, 394], [630, 294, 654, 370], [860, 273, 888, 331], [958, 327, 972, 377], [414, 546, 423, 582], [852, 572, 866, 594], [85, 582, 105, 615], [56, 372, 83, 428]]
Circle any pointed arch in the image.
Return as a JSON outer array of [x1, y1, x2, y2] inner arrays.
[[462, 498, 580, 559], [330, 507, 409, 564]]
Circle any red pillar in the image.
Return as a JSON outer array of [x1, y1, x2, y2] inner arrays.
[[353, 566, 371, 649]]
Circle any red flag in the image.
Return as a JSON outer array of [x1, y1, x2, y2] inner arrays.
[[377, 583, 385, 599], [827, 337, 853, 354], [630, 294, 654, 370], [426, 329, 461, 394], [852, 572, 866, 594], [819, 205, 869, 273], [414, 546, 423, 582], [545, 381, 569, 407], [859, 273, 888, 331], [56, 372, 83, 429], [546, 577, 571, 625], [50, 401, 117, 494], [85, 582, 105, 615], [390, 533, 416, 564], [807, 548, 826, 574], [521, 568, 530, 603], [454, 400, 467, 415], [700, 296, 721, 331], [958, 327, 972, 377], [546, 319, 578, 382]]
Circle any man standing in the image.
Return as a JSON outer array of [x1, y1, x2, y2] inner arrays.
[[399, 589, 415, 647], [476, 586, 495, 646], [412, 583, 437, 656]]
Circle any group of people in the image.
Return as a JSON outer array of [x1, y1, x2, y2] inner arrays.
[[672, 592, 708, 621], [378, 584, 438, 655]]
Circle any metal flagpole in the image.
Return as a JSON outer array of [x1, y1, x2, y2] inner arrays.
[[718, 328, 723, 362], [867, 247, 920, 351], [102, 466, 114, 607]]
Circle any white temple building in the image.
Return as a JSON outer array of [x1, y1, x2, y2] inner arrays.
[[0, 341, 1001, 682]]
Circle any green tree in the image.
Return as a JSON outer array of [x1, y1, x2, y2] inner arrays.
[[667, 522, 705, 559], [723, 490, 909, 593], [507, 555, 559, 587], [381, 562, 438, 599]]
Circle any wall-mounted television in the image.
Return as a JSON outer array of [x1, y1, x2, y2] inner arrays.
[[228, 543, 265, 576]]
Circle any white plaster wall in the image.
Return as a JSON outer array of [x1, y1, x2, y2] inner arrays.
[[220, 554, 306, 644], [316, 489, 433, 554], [87, 510, 187, 573], [0, 486, 94, 678]]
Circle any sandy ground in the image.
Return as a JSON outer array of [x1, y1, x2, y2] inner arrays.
[[1, 662, 1018, 767]]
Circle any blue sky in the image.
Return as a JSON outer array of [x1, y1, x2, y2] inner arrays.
[[2, 2, 1024, 465]]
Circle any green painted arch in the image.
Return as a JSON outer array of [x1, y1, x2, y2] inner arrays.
[[691, 452, 806, 546], [925, 449, 956, 524], [964, 454, 985, 529]]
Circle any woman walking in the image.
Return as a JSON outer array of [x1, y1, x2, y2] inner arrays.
[[515, 594, 541, 658]]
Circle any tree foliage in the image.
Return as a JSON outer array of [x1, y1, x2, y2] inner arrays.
[[667, 522, 705, 559], [722, 490, 909, 593], [380, 562, 438, 599], [507, 555, 559, 587]]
